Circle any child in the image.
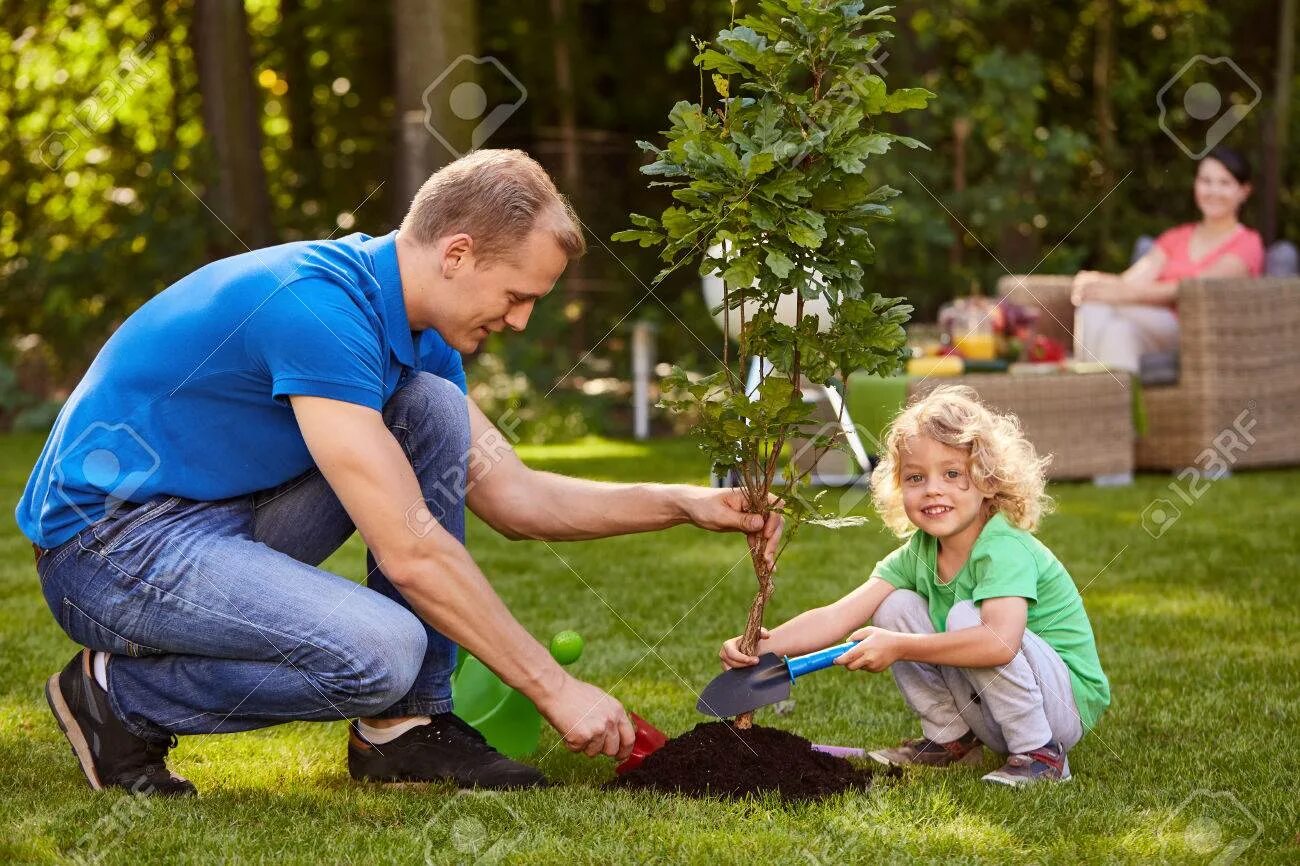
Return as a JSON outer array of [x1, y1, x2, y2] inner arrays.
[[720, 386, 1110, 786]]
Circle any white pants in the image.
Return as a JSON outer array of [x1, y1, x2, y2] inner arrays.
[[874, 589, 1083, 755], [1073, 302, 1179, 373]]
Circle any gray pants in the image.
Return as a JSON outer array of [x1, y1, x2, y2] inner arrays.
[[874, 589, 1083, 756]]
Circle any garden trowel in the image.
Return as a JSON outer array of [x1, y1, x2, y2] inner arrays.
[[697, 640, 859, 718]]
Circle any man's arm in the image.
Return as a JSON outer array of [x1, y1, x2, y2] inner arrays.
[[290, 395, 634, 759], [465, 400, 782, 564]]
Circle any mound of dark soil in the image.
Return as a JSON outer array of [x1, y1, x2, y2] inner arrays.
[[608, 721, 891, 802]]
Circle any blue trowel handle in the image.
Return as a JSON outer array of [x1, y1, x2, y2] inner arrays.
[[785, 640, 859, 680]]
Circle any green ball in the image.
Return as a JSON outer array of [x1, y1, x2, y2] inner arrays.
[[549, 630, 584, 665]]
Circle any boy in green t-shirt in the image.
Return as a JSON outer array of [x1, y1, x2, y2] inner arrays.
[[720, 386, 1110, 786]]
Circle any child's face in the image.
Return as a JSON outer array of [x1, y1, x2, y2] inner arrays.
[[898, 435, 993, 540]]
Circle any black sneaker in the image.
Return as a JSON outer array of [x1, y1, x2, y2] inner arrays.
[[348, 713, 548, 790], [45, 649, 196, 797]]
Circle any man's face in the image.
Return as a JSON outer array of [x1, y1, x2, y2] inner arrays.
[[440, 228, 568, 353]]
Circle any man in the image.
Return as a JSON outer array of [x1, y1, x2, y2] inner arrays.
[[19, 149, 780, 797]]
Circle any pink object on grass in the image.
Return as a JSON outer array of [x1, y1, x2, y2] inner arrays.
[[811, 743, 866, 759]]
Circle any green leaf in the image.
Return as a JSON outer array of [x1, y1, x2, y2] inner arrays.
[[696, 49, 744, 75], [882, 87, 936, 113], [787, 223, 824, 248], [742, 151, 775, 178], [764, 248, 796, 278], [722, 254, 760, 287], [891, 134, 929, 149], [660, 206, 694, 239], [610, 229, 664, 247]]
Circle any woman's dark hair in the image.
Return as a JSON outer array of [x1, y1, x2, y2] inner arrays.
[[1202, 146, 1252, 184]]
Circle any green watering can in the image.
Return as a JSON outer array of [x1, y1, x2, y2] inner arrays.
[[451, 631, 583, 758]]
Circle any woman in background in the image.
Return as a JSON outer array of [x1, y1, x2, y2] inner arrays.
[[1071, 146, 1264, 373]]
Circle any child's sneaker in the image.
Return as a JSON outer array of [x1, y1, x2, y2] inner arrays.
[[981, 740, 1071, 786], [868, 729, 984, 767]]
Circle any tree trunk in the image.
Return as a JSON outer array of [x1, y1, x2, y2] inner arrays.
[[150, 0, 183, 152], [549, 0, 587, 352], [1091, 0, 1116, 260], [1263, 0, 1295, 244], [949, 117, 969, 273], [734, 517, 775, 730], [392, 0, 478, 219], [191, 0, 274, 249], [279, 0, 319, 204]]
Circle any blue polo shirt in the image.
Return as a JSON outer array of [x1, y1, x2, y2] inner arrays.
[[16, 231, 466, 549]]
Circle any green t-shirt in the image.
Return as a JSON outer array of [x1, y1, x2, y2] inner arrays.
[[871, 512, 1111, 730]]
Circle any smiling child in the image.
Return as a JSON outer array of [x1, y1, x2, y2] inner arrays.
[[720, 386, 1110, 786]]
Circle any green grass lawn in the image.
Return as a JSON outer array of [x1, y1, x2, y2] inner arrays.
[[2, 432, 1297, 864]]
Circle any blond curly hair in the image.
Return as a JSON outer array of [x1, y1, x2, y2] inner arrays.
[[870, 385, 1053, 537]]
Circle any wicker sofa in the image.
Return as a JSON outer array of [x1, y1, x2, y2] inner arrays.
[[997, 274, 1300, 471]]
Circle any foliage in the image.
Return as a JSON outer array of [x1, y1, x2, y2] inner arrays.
[[1, 0, 1295, 416], [467, 351, 610, 445], [618, 0, 926, 525], [615, 0, 930, 671]]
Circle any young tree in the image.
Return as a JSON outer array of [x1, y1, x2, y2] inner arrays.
[[615, 1, 931, 727]]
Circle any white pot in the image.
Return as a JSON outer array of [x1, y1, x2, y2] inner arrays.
[[700, 244, 833, 340]]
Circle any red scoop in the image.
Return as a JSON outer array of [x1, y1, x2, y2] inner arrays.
[[615, 713, 668, 775]]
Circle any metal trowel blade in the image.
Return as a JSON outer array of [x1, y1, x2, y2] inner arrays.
[[696, 652, 792, 717]]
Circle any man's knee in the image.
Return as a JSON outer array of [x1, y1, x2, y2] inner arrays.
[[335, 606, 427, 716], [385, 373, 470, 442], [874, 589, 929, 632], [945, 600, 981, 631]]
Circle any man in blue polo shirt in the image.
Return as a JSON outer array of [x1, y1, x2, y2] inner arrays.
[[21, 149, 782, 796]]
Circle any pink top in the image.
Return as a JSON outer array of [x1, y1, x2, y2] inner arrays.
[[1154, 223, 1265, 282]]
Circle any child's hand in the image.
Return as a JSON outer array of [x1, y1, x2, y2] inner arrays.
[[835, 626, 903, 673], [719, 628, 770, 670]]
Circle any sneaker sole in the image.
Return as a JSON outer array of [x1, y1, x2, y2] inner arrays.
[[982, 760, 1073, 787], [981, 773, 1073, 787], [868, 746, 985, 768], [45, 670, 104, 791]]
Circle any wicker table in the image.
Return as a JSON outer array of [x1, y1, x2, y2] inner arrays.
[[849, 371, 1135, 484]]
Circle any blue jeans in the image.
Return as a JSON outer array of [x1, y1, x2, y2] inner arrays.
[[35, 373, 469, 745]]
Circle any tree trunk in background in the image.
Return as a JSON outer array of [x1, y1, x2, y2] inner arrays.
[[1091, 0, 1117, 260], [392, 0, 478, 220], [280, 0, 319, 206], [949, 117, 969, 274], [550, 0, 586, 352], [192, 0, 274, 248], [1263, 0, 1295, 244], [150, 0, 183, 152]]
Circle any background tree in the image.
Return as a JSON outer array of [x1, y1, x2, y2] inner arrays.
[[193, 0, 274, 249], [1, 0, 1295, 431]]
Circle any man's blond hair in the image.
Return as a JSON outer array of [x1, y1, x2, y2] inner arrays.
[[399, 149, 585, 265]]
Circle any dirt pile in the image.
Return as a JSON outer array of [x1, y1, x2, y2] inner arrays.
[[609, 721, 890, 802]]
